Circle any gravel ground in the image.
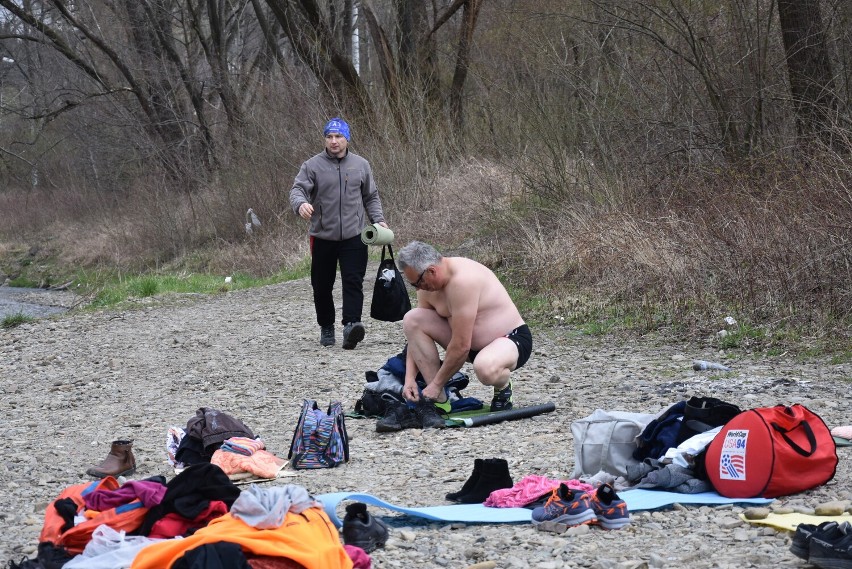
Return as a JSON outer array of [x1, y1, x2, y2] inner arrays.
[[1, 273, 849, 569]]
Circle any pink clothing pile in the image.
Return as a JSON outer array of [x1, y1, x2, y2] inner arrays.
[[484, 475, 595, 508]]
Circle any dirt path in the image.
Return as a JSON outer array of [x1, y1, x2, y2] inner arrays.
[[1, 275, 849, 568]]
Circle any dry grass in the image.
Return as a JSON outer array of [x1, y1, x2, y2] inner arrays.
[[0, 138, 849, 349]]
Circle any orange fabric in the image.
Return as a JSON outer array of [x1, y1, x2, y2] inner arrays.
[[59, 500, 148, 553], [131, 507, 352, 569], [40, 478, 120, 544], [211, 449, 288, 479]]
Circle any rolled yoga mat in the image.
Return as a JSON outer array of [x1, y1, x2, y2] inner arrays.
[[361, 223, 394, 245], [458, 402, 556, 427]]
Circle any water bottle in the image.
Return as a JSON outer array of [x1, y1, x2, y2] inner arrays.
[[693, 360, 731, 372]]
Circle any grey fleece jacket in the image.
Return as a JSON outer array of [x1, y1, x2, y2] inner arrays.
[[289, 149, 385, 241]]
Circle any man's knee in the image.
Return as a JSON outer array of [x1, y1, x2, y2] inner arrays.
[[472, 356, 510, 385], [402, 307, 433, 334]]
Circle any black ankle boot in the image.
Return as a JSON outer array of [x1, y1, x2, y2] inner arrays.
[[446, 458, 483, 502], [457, 458, 513, 504]]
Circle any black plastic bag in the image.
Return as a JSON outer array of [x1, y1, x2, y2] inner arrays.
[[370, 245, 412, 322]]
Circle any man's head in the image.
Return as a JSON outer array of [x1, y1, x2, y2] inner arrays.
[[398, 241, 443, 291], [323, 117, 350, 158]]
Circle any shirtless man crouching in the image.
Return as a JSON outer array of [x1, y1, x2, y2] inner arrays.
[[397, 241, 533, 425]]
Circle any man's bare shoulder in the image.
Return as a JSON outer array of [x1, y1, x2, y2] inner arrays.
[[447, 256, 491, 276]]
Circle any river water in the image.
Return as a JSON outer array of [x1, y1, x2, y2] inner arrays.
[[0, 286, 72, 319]]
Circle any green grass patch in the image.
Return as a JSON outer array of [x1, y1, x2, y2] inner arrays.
[[132, 277, 160, 298], [2, 312, 35, 328], [829, 351, 852, 365], [580, 319, 615, 336], [75, 256, 313, 310], [7, 276, 39, 288], [715, 322, 765, 349]]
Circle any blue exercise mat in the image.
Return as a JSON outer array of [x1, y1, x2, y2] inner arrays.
[[316, 490, 774, 527]]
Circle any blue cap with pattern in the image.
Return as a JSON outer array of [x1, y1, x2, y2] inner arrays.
[[323, 118, 350, 141]]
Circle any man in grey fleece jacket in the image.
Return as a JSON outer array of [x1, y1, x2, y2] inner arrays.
[[289, 118, 390, 349]]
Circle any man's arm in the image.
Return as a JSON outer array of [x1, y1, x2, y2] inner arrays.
[[421, 281, 479, 400], [360, 161, 385, 224], [288, 161, 313, 215]]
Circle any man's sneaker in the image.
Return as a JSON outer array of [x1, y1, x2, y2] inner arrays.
[[490, 381, 513, 411], [413, 398, 447, 429], [342, 502, 389, 553], [376, 400, 420, 433], [791, 521, 843, 560], [320, 325, 335, 347], [342, 322, 365, 350], [589, 483, 630, 530], [808, 522, 852, 569], [531, 484, 596, 527]]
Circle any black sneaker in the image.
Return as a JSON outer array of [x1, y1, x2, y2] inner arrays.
[[342, 322, 365, 350], [414, 398, 447, 429], [320, 325, 335, 347], [791, 521, 842, 560], [490, 381, 513, 411], [376, 400, 420, 433], [808, 522, 852, 569], [342, 502, 389, 553]]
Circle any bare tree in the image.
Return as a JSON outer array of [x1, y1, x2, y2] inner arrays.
[[776, 0, 843, 147], [262, 0, 374, 121]]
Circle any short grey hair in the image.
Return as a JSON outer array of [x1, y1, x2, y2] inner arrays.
[[398, 241, 443, 272]]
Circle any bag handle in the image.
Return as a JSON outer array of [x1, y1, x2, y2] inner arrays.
[[771, 420, 817, 457], [380, 244, 395, 263], [594, 420, 617, 471]]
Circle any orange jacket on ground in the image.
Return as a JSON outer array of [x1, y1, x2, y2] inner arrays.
[[131, 507, 352, 569], [40, 477, 148, 554]]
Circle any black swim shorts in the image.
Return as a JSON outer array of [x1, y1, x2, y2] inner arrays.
[[467, 324, 533, 369]]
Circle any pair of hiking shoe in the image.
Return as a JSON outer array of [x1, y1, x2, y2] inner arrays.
[[375, 397, 446, 432], [790, 521, 852, 569], [532, 483, 630, 531], [320, 322, 365, 349]]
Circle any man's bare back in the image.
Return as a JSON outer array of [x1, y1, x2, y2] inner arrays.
[[418, 257, 524, 350]]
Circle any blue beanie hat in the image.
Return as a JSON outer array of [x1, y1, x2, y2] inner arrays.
[[323, 117, 350, 141]]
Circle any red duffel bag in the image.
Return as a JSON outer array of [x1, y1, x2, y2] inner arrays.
[[705, 404, 837, 498]]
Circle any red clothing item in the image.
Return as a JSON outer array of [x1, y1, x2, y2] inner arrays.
[[148, 500, 228, 539], [131, 508, 352, 569]]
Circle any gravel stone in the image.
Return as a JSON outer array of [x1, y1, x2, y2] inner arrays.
[[0, 276, 849, 567]]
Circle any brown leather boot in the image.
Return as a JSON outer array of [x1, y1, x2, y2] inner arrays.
[[86, 440, 136, 478]]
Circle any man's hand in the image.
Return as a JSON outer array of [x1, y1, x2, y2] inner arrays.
[[377, 221, 389, 228], [402, 381, 420, 402], [421, 383, 444, 402], [298, 203, 314, 220]]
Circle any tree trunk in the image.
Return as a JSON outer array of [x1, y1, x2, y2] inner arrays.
[[449, 0, 483, 137], [776, 0, 841, 147]]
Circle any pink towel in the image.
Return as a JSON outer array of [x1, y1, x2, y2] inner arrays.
[[484, 475, 595, 508]]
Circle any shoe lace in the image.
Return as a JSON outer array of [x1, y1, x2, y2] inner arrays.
[[543, 488, 564, 509]]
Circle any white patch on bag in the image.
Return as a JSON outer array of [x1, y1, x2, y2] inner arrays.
[[719, 429, 748, 480]]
